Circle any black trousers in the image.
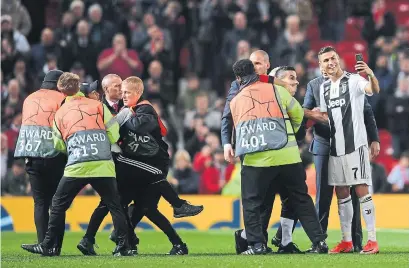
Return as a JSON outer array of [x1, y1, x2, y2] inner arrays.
[[241, 162, 327, 245], [42, 177, 129, 249], [313, 154, 363, 248], [85, 157, 181, 244], [25, 154, 66, 243]]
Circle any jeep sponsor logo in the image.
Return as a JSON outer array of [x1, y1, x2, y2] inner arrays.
[[328, 98, 346, 108]]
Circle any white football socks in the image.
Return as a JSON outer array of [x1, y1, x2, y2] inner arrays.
[[280, 217, 294, 246], [360, 194, 376, 241], [338, 196, 353, 242]]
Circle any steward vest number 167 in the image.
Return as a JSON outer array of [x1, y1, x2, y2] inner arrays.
[[241, 134, 267, 149]]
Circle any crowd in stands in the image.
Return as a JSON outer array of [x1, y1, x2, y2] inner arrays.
[[1, 0, 409, 196]]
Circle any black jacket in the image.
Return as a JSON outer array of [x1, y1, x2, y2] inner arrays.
[[118, 99, 169, 168]]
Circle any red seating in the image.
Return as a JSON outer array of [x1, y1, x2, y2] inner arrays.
[[307, 25, 321, 41], [336, 40, 367, 54], [344, 17, 364, 40]]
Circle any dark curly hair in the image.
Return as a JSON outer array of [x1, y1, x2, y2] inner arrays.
[[232, 59, 255, 79]]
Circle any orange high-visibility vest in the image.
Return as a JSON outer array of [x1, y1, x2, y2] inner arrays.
[[54, 96, 112, 166], [229, 81, 288, 156], [15, 89, 65, 158]]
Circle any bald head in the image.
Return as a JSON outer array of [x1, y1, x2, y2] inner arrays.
[[102, 74, 122, 102], [249, 50, 270, 75]]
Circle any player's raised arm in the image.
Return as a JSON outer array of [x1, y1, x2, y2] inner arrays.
[[355, 61, 380, 95]]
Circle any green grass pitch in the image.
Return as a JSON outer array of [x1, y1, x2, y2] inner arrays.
[[2, 229, 408, 268]]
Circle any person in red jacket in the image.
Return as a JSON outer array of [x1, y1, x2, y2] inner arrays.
[[200, 149, 234, 194]]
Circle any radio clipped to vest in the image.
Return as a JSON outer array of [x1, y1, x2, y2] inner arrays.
[[230, 81, 289, 157]]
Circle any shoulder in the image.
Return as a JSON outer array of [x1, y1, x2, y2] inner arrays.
[[134, 103, 156, 114], [98, 48, 113, 58]]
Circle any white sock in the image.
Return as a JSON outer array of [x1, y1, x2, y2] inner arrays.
[[360, 194, 376, 241], [280, 217, 294, 246], [338, 196, 353, 242], [241, 229, 247, 240]]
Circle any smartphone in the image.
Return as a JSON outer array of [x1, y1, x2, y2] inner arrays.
[[355, 53, 364, 72], [355, 53, 364, 62]]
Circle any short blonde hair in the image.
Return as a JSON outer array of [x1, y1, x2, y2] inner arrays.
[[174, 149, 191, 168], [58, 72, 80, 96], [122, 76, 144, 96]]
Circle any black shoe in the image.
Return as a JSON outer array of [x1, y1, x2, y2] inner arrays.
[[109, 232, 118, 244], [271, 236, 281, 248], [21, 244, 59, 256], [112, 246, 134, 257], [305, 241, 328, 254], [277, 242, 303, 254], [266, 247, 274, 254], [169, 243, 188, 255], [234, 229, 248, 254], [77, 238, 97, 256], [173, 202, 204, 218], [354, 245, 363, 253], [241, 243, 267, 255]]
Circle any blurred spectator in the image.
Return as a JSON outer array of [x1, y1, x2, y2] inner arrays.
[[275, 15, 309, 66], [388, 50, 409, 94], [3, 113, 21, 152], [69, 0, 85, 24], [143, 60, 174, 107], [369, 53, 394, 113], [139, 26, 173, 75], [177, 74, 210, 112], [279, 0, 313, 30], [31, 28, 62, 73], [387, 151, 409, 193], [225, 39, 250, 79], [1, 15, 30, 55], [396, 26, 409, 50], [222, 12, 258, 64], [386, 75, 409, 158], [246, 0, 284, 52], [1, 133, 8, 180], [55, 12, 76, 47], [97, 33, 143, 79], [362, 0, 396, 47], [184, 92, 222, 132], [169, 149, 199, 194], [5, 57, 35, 94], [36, 54, 59, 85], [370, 159, 389, 193], [199, 148, 234, 194], [88, 3, 116, 51], [1, 159, 29, 196], [1, 0, 32, 36], [185, 118, 209, 157], [70, 62, 93, 84], [1, 79, 24, 127], [69, 20, 98, 80], [221, 158, 241, 196], [315, 0, 347, 42]]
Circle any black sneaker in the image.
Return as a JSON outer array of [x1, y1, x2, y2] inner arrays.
[[266, 247, 274, 254], [77, 237, 97, 256], [277, 242, 303, 254], [241, 243, 267, 255], [305, 241, 329, 254], [112, 246, 134, 257], [234, 229, 248, 254], [21, 244, 59, 256], [173, 202, 204, 218], [271, 236, 281, 248], [169, 243, 188, 255]]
